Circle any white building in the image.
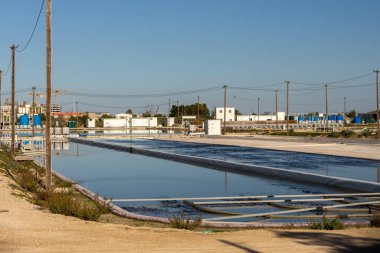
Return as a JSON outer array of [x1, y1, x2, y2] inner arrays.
[[164, 117, 175, 127], [103, 118, 129, 128], [216, 107, 235, 122], [86, 118, 96, 128], [131, 117, 157, 127], [204, 119, 221, 135], [236, 112, 285, 122], [115, 113, 132, 119]]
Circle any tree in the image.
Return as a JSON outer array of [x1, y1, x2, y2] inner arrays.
[[126, 109, 133, 114], [346, 110, 356, 118], [169, 103, 210, 119]]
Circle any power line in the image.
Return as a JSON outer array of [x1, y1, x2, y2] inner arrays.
[[79, 102, 169, 109], [2, 56, 12, 76], [16, 0, 45, 53], [64, 86, 223, 98], [291, 72, 373, 86]]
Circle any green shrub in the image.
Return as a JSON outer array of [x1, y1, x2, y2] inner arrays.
[[327, 132, 341, 138], [19, 170, 40, 193], [341, 129, 355, 138], [44, 192, 101, 221], [361, 129, 373, 138], [310, 217, 344, 230], [168, 211, 202, 230]]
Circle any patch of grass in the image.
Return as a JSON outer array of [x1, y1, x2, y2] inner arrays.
[[327, 131, 341, 138], [360, 129, 373, 138], [38, 190, 101, 221], [341, 129, 355, 138], [309, 217, 344, 230], [168, 211, 202, 230]]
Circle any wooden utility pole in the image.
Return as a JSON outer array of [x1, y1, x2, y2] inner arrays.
[[275, 90, 278, 127], [0, 70, 2, 136], [168, 99, 171, 116], [223, 85, 227, 135], [197, 96, 200, 120], [176, 100, 179, 118], [45, 0, 52, 188], [75, 101, 79, 127], [375, 70, 379, 137], [325, 84, 328, 130], [32, 86, 36, 137], [10, 45, 18, 156], [257, 98, 261, 122], [286, 81, 289, 135], [344, 97, 347, 115]]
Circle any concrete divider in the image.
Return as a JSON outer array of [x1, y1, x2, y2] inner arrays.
[[69, 137, 380, 193]]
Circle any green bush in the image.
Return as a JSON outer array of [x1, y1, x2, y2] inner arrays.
[[19, 169, 40, 193], [168, 211, 202, 230], [43, 191, 101, 221], [341, 129, 355, 138], [361, 129, 373, 138], [310, 217, 344, 230], [327, 132, 341, 138]]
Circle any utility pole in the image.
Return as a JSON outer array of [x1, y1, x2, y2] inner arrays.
[[168, 99, 171, 116], [286, 81, 289, 136], [10, 44, 18, 156], [75, 101, 78, 128], [0, 70, 2, 136], [375, 70, 379, 137], [197, 96, 200, 120], [344, 97, 347, 116], [176, 100, 179, 118], [45, 0, 52, 188], [275, 90, 278, 127], [325, 84, 328, 130], [223, 85, 227, 135], [257, 98, 261, 122], [32, 86, 36, 137]]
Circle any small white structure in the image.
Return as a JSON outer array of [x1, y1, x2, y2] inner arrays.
[[86, 118, 96, 128], [236, 112, 285, 122], [164, 117, 175, 127], [131, 117, 157, 127], [216, 107, 235, 122], [115, 113, 132, 119], [103, 118, 129, 128], [205, 119, 221, 135]]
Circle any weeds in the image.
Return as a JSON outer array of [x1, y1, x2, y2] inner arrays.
[[327, 132, 341, 138], [168, 211, 202, 230], [309, 217, 344, 230], [341, 129, 355, 138]]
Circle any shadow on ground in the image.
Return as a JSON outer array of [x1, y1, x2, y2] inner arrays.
[[275, 231, 380, 253], [219, 240, 261, 253]]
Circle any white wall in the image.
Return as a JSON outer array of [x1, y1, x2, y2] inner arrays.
[[216, 107, 235, 122], [131, 117, 157, 127], [103, 118, 129, 128], [237, 112, 285, 122], [86, 118, 96, 128], [205, 119, 221, 135]]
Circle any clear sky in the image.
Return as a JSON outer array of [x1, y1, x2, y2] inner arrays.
[[0, 0, 379, 115]]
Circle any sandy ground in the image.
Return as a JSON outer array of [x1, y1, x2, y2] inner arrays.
[[1, 135, 380, 252], [1, 173, 380, 253], [156, 135, 380, 161]]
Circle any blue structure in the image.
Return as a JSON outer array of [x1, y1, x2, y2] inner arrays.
[[354, 116, 362, 124], [336, 115, 344, 122], [328, 115, 336, 121], [20, 114, 29, 126], [313, 116, 319, 122], [306, 116, 312, 122], [33, 114, 41, 126], [298, 116, 304, 122]]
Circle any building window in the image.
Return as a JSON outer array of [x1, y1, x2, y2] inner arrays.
[[219, 110, 222, 113], [228, 110, 232, 113]]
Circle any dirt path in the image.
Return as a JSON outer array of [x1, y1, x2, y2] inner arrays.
[[155, 135, 380, 161], [1, 173, 380, 253]]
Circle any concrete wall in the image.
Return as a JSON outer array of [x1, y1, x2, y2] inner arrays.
[[131, 117, 158, 127], [205, 119, 221, 135], [103, 118, 129, 128]]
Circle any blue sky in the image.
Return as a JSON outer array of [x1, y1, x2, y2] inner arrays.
[[0, 0, 379, 115]]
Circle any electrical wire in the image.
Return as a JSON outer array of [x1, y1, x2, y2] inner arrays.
[[291, 72, 373, 86], [16, 0, 45, 53], [2, 56, 12, 76], [79, 102, 169, 109], [65, 86, 223, 98]]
